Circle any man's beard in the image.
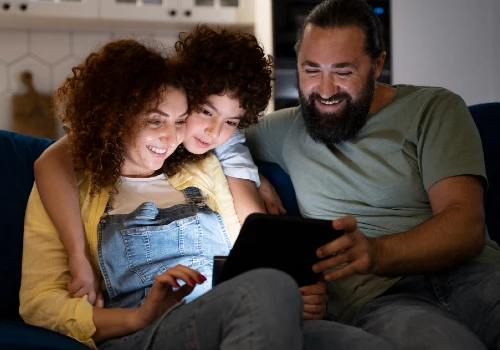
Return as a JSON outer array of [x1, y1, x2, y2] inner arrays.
[[299, 72, 375, 145]]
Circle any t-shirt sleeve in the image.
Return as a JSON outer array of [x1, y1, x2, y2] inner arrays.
[[213, 129, 260, 186], [416, 89, 487, 191], [245, 107, 298, 169]]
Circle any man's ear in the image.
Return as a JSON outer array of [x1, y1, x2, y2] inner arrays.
[[373, 51, 386, 79]]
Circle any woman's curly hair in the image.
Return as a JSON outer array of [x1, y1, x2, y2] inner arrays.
[[55, 39, 184, 194], [174, 24, 274, 129]]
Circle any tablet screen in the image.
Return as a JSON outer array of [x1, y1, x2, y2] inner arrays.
[[214, 213, 344, 287]]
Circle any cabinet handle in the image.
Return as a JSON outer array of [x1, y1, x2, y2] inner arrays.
[[184, 9, 192, 17], [19, 2, 28, 11], [169, 9, 177, 16], [2, 2, 10, 11]]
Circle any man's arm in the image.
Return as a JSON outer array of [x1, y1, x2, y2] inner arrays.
[[314, 175, 486, 279]]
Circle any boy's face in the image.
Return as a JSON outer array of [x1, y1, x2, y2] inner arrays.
[[183, 93, 246, 154]]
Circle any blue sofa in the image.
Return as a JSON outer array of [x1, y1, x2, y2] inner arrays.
[[0, 103, 498, 348]]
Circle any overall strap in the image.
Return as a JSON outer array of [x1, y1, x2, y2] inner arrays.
[[183, 186, 210, 210]]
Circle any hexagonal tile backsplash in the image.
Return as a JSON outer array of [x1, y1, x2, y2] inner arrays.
[[0, 28, 177, 134]]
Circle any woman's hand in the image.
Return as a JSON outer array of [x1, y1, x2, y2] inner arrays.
[[129, 265, 207, 331]]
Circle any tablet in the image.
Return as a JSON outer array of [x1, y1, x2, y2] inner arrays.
[[213, 213, 344, 287]]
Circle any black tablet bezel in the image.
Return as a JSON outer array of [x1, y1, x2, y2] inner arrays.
[[214, 213, 344, 287]]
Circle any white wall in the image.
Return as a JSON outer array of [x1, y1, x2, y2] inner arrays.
[[492, 0, 500, 103], [392, 0, 500, 105], [0, 28, 179, 134]]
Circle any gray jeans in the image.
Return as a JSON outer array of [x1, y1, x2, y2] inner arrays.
[[99, 268, 393, 350], [347, 261, 500, 350]]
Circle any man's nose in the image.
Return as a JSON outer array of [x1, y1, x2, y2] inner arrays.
[[317, 73, 339, 99]]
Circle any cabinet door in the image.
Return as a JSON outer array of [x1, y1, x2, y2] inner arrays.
[[12, 0, 99, 19], [100, 0, 253, 25], [100, 0, 176, 22], [0, 1, 15, 18], [177, 0, 241, 24]]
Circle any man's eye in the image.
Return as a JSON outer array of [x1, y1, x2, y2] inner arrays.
[[305, 70, 319, 75], [176, 119, 186, 125], [337, 72, 352, 77]]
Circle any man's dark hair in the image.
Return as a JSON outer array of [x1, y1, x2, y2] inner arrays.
[[294, 0, 385, 62]]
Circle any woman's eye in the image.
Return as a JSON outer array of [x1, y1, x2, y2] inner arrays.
[[148, 119, 162, 126], [202, 109, 212, 117], [176, 119, 186, 126]]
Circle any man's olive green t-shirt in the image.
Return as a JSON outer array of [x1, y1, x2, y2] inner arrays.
[[246, 85, 500, 321]]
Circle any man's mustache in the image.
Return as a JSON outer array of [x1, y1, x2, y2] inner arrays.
[[309, 92, 351, 103]]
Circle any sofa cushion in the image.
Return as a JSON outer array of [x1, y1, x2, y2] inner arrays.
[[0, 319, 88, 350], [469, 103, 500, 243], [0, 131, 54, 321]]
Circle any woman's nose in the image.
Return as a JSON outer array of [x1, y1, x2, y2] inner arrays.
[[160, 125, 182, 148]]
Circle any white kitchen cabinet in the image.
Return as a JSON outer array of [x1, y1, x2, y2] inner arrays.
[[99, 0, 254, 25], [0, 0, 99, 19]]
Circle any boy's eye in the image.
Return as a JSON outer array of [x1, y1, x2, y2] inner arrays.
[[226, 120, 238, 127], [196, 107, 212, 117]]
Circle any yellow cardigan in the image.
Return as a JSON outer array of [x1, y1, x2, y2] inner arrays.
[[19, 154, 240, 349]]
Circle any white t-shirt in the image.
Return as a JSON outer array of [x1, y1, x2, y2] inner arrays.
[[109, 174, 188, 215], [214, 129, 260, 187]]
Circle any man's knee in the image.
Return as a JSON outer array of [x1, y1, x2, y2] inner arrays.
[[352, 303, 486, 350]]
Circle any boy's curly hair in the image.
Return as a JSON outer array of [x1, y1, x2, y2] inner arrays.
[[167, 25, 274, 170], [55, 39, 184, 194], [175, 24, 274, 129]]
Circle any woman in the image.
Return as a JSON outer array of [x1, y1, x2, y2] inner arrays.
[[20, 38, 304, 349]]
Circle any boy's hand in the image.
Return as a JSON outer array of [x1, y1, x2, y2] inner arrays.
[[300, 281, 328, 320], [257, 174, 286, 215], [68, 253, 102, 306]]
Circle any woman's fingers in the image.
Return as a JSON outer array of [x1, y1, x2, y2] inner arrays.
[[156, 265, 207, 288]]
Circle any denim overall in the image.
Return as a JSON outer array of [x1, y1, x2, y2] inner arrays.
[[97, 186, 232, 308]]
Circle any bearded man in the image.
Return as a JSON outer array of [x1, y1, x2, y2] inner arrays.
[[246, 0, 500, 349]]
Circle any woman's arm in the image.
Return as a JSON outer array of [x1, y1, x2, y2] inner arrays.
[[34, 135, 99, 304], [92, 266, 202, 342], [21, 186, 205, 345]]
